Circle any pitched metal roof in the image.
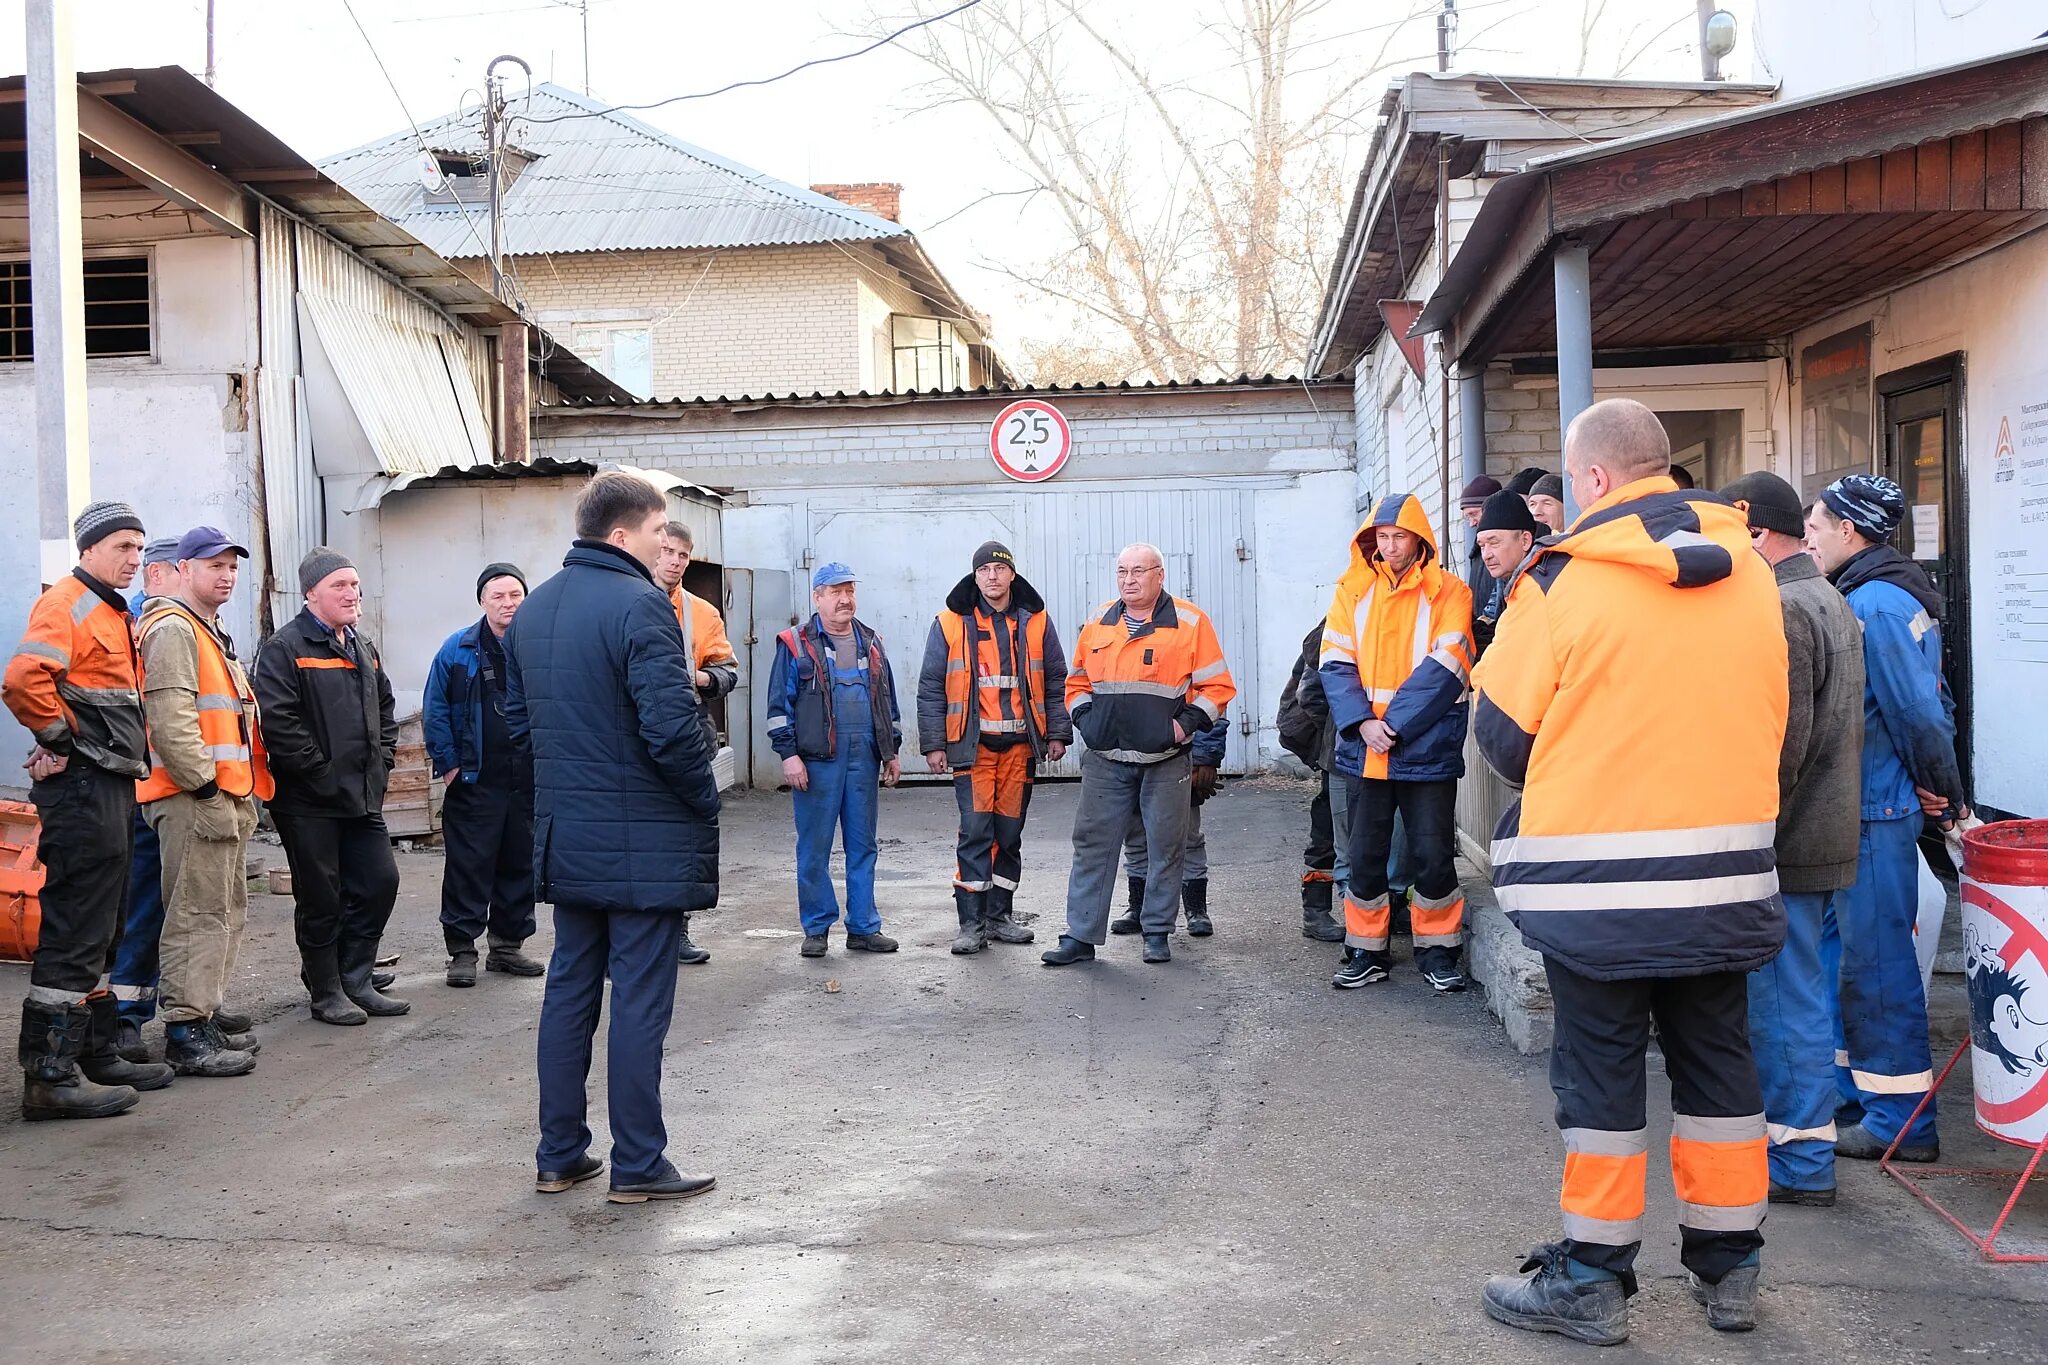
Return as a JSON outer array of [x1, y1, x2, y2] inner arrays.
[[320, 83, 914, 257]]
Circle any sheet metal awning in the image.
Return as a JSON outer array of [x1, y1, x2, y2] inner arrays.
[[301, 292, 493, 477]]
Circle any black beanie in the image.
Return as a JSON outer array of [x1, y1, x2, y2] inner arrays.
[[1718, 471, 1806, 538], [1505, 467, 1550, 498], [972, 541, 1015, 571], [1476, 489, 1542, 535], [476, 561, 528, 600]]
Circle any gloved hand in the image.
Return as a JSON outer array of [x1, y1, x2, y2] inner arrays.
[[194, 792, 243, 842], [1191, 764, 1218, 806]]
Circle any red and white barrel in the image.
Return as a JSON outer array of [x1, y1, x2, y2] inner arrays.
[[1961, 820, 2048, 1147]]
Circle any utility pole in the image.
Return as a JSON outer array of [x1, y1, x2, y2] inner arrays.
[[579, 0, 590, 95], [483, 55, 533, 465], [482, 54, 529, 302], [25, 0, 90, 586], [205, 0, 216, 87], [1437, 0, 1457, 73]]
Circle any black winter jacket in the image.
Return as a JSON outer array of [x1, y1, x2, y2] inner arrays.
[[505, 541, 719, 914], [252, 608, 398, 819]]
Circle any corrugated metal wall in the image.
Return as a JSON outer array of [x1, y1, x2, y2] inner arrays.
[[255, 202, 319, 630]]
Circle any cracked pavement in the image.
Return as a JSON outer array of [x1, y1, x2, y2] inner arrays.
[[2, 779, 2045, 1362]]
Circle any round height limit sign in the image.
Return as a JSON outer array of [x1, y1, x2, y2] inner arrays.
[[989, 399, 1072, 482]]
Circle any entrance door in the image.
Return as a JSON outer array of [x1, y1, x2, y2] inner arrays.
[[1877, 354, 1969, 785]]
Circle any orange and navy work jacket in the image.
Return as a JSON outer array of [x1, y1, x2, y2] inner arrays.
[[1472, 476, 1789, 982], [668, 584, 739, 700], [135, 598, 274, 803], [1318, 494, 1474, 783], [3, 569, 149, 779], [1066, 593, 1234, 766], [916, 573, 1072, 768]]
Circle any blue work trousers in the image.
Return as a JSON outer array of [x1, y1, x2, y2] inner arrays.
[[792, 675, 882, 937], [1748, 891, 1839, 1191], [1823, 815, 1937, 1147], [535, 904, 685, 1186], [110, 809, 165, 1025]]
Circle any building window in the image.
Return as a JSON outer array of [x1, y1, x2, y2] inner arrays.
[[571, 324, 654, 398], [892, 315, 962, 392], [0, 255, 154, 362]]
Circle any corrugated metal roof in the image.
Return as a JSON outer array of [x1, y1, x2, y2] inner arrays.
[[320, 83, 912, 258], [536, 372, 1348, 411], [300, 291, 494, 474]]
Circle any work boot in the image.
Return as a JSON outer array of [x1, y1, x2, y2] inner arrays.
[[1688, 1256, 1760, 1332], [1332, 948, 1390, 990], [676, 915, 710, 966], [1040, 935, 1096, 967], [845, 931, 899, 953], [1837, 1121, 1938, 1163], [1480, 1243, 1630, 1347], [1182, 879, 1214, 937], [112, 1015, 152, 1064], [302, 947, 368, 1026], [1142, 933, 1172, 964], [207, 1019, 260, 1055], [1110, 876, 1145, 935], [1768, 1181, 1836, 1207], [18, 999, 139, 1122], [950, 889, 989, 956], [799, 935, 828, 959], [164, 1020, 258, 1078], [1301, 873, 1343, 941], [447, 950, 478, 988], [607, 1160, 717, 1204], [984, 886, 1034, 944], [212, 1006, 253, 1035], [341, 940, 412, 1016], [486, 941, 547, 977], [80, 994, 173, 1092]]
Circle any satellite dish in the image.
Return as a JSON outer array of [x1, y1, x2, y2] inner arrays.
[[418, 150, 446, 192]]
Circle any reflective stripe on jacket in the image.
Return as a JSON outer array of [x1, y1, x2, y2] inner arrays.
[[1066, 594, 1235, 765], [767, 616, 901, 761], [916, 571, 1072, 767], [1471, 477, 1788, 981], [135, 599, 273, 802], [1319, 494, 1474, 782], [3, 569, 148, 778]]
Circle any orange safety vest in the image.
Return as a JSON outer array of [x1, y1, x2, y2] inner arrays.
[[136, 600, 275, 803], [938, 608, 1049, 744]]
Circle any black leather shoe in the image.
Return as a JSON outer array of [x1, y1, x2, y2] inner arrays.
[[1142, 933, 1171, 963], [1041, 936, 1096, 967], [486, 947, 547, 977], [677, 932, 711, 965], [536, 1154, 605, 1193], [799, 935, 828, 958], [607, 1162, 716, 1204], [845, 932, 898, 953]]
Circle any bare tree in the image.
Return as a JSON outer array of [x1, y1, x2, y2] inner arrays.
[[878, 0, 1440, 385]]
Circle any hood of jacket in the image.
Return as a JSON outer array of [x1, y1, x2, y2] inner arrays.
[[944, 572, 1046, 616], [1832, 542, 1944, 618], [1532, 476, 1749, 593], [1341, 493, 1444, 596]]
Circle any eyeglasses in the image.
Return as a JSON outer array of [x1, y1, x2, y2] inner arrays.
[[1115, 566, 1162, 580]]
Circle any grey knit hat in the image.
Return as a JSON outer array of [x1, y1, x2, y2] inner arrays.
[[1529, 473, 1566, 503], [74, 500, 144, 552], [298, 546, 356, 595]]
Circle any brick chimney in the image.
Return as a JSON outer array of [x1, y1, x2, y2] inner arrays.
[[811, 182, 902, 223]]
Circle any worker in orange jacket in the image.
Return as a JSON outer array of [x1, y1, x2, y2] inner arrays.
[[1474, 400, 1787, 1345], [1042, 543, 1235, 968], [3, 501, 174, 1120], [1319, 493, 1475, 994], [653, 519, 737, 965]]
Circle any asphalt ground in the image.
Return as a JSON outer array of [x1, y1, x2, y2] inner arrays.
[[1, 777, 2044, 1363]]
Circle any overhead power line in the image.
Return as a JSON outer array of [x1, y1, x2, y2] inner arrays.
[[516, 0, 985, 124]]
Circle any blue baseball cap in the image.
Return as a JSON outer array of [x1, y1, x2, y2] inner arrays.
[[175, 525, 250, 562], [812, 561, 857, 590]]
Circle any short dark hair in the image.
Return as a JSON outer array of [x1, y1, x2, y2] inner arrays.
[[1668, 464, 1695, 489], [662, 520, 693, 550], [575, 472, 668, 540]]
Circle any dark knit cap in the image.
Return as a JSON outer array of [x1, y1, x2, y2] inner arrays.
[[972, 541, 1015, 571], [1718, 471, 1806, 538], [476, 561, 527, 600], [1529, 473, 1565, 503], [298, 546, 355, 595], [74, 500, 144, 552], [1458, 475, 1502, 510], [1504, 467, 1549, 498], [1476, 489, 1542, 535], [1820, 473, 1907, 543]]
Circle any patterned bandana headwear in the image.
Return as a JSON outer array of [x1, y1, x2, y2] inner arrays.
[[1820, 473, 1906, 543]]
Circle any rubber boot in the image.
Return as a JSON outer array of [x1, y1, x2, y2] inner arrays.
[[79, 993, 173, 1092], [1182, 879, 1214, 937], [950, 888, 989, 955], [1110, 876, 1144, 935], [303, 946, 368, 1026], [340, 938, 411, 1016], [485, 933, 547, 976], [19, 999, 139, 1121], [112, 1014, 152, 1064], [985, 885, 1034, 944]]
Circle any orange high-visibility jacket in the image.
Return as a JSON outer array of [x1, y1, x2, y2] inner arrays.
[[134, 598, 274, 803], [1318, 494, 1474, 782], [1067, 594, 1235, 765], [668, 584, 737, 680], [1472, 476, 1789, 981], [3, 570, 149, 779]]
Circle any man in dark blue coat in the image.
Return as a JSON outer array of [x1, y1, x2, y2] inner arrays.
[[505, 472, 720, 1205]]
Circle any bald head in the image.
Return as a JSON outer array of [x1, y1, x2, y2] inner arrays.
[[1564, 398, 1672, 512]]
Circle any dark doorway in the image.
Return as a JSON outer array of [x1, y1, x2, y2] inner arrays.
[[1876, 354, 1969, 788]]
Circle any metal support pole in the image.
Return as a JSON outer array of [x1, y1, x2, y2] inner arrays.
[[1553, 241, 1595, 522], [485, 74, 504, 302], [26, 0, 89, 585], [499, 321, 530, 465]]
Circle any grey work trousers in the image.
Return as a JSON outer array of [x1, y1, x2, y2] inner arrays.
[[1063, 748, 1191, 943], [1122, 802, 1205, 882]]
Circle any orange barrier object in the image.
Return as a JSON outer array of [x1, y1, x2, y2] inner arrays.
[[0, 799, 44, 963]]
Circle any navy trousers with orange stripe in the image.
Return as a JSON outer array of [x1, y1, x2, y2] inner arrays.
[[1545, 959, 1768, 1291], [953, 743, 1035, 893], [1340, 776, 1462, 968]]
